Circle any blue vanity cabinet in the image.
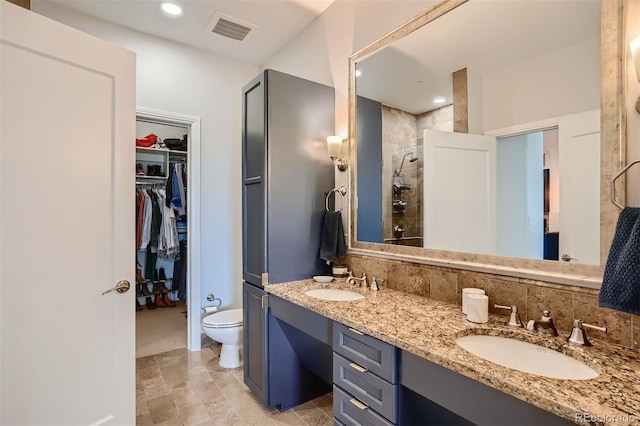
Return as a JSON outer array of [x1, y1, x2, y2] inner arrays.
[[333, 322, 398, 425], [267, 294, 333, 410], [399, 350, 575, 425], [243, 282, 268, 403], [241, 69, 335, 407]]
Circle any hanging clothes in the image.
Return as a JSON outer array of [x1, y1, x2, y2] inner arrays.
[[136, 186, 181, 258], [170, 163, 187, 217], [173, 240, 187, 301], [136, 189, 145, 249], [139, 189, 153, 250], [157, 189, 180, 259]]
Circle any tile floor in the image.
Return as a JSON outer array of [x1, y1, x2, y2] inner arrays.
[[136, 345, 334, 426]]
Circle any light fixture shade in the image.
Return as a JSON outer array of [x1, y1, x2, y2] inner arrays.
[[632, 36, 640, 82], [326, 136, 342, 158]]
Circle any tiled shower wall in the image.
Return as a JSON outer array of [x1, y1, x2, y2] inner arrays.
[[345, 253, 639, 350], [381, 105, 453, 242]]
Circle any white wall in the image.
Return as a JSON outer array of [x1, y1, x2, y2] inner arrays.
[[483, 38, 600, 132], [32, 0, 259, 310]]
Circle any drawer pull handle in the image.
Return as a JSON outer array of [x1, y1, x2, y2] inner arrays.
[[349, 362, 368, 373], [348, 327, 364, 335], [349, 398, 367, 410]]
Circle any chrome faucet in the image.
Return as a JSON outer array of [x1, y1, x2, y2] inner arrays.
[[370, 276, 385, 291], [494, 304, 524, 327], [567, 319, 607, 346], [346, 272, 367, 288], [526, 310, 559, 337]]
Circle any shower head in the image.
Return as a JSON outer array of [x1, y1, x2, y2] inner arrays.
[[395, 152, 419, 176]]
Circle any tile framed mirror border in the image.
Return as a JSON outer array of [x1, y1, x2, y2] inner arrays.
[[347, 0, 628, 289]]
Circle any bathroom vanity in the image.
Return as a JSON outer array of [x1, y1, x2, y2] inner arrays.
[[263, 280, 639, 425]]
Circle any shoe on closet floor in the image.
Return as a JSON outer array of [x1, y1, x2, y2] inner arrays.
[[145, 296, 156, 310], [141, 283, 152, 296], [135, 269, 147, 284], [155, 294, 166, 308], [136, 299, 143, 311], [162, 292, 176, 307]]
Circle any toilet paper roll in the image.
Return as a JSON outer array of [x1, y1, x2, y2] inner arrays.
[[466, 294, 489, 324], [462, 288, 486, 315], [202, 306, 218, 315]]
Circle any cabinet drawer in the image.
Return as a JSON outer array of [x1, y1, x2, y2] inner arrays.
[[333, 322, 397, 383], [333, 385, 394, 426], [333, 353, 396, 423]]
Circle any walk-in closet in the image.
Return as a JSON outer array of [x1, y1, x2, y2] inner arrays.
[[135, 118, 189, 357]]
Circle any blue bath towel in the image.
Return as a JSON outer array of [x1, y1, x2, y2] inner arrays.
[[600, 207, 640, 315], [319, 211, 346, 264]]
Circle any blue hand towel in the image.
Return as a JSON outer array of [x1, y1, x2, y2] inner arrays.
[[599, 207, 640, 315], [319, 211, 346, 263]]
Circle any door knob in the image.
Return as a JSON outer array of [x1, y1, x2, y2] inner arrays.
[[102, 280, 130, 295]]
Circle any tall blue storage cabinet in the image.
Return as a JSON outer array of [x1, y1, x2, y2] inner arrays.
[[241, 69, 335, 408]]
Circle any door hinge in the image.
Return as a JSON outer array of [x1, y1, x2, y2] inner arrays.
[[261, 273, 268, 286], [261, 294, 269, 309]]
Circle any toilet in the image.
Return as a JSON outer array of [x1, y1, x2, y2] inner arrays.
[[201, 308, 243, 368]]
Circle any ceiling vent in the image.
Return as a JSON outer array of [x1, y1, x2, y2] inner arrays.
[[206, 12, 258, 42]]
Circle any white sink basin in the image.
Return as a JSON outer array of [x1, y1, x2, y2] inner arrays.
[[304, 288, 365, 301], [456, 335, 598, 380]]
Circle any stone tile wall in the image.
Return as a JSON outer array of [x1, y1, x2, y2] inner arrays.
[[381, 105, 454, 242], [346, 253, 638, 349]]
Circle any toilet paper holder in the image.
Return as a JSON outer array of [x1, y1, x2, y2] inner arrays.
[[203, 294, 222, 314]]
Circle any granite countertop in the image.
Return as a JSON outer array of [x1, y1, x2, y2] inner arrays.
[[265, 279, 640, 425]]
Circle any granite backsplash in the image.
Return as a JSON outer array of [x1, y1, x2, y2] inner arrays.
[[345, 253, 639, 350]]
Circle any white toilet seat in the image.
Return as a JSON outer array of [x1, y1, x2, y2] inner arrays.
[[202, 308, 243, 329]]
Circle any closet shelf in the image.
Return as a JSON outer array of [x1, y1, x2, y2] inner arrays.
[[136, 147, 187, 156], [136, 175, 167, 180]]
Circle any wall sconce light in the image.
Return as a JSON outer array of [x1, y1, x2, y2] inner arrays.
[[327, 136, 348, 172], [631, 36, 640, 113]]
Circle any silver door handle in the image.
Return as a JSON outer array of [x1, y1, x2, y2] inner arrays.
[[102, 280, 130, 295]]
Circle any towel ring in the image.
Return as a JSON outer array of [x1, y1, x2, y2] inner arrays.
[[325, 186, 347, 212], [611, 159, 640, 209]]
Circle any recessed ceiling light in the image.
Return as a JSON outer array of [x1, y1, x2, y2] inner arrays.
[[355, 69, 362, 77], [434, 97, 446, 104], [161, 2, 183, 16]]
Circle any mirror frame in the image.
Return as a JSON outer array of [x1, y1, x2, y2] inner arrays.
[[348, 0, 627, 288]]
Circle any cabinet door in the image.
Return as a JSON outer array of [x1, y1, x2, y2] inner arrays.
[[243, 282, 269, 404], [242, 72, 267, 287]]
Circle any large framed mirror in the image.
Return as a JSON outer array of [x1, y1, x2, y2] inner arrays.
[[348, 0, 626, 287]]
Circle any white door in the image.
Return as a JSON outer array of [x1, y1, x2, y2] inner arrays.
[[1, 3, 135, 425], [558, 109, 600, 264], [424, 129, 497, 254]]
